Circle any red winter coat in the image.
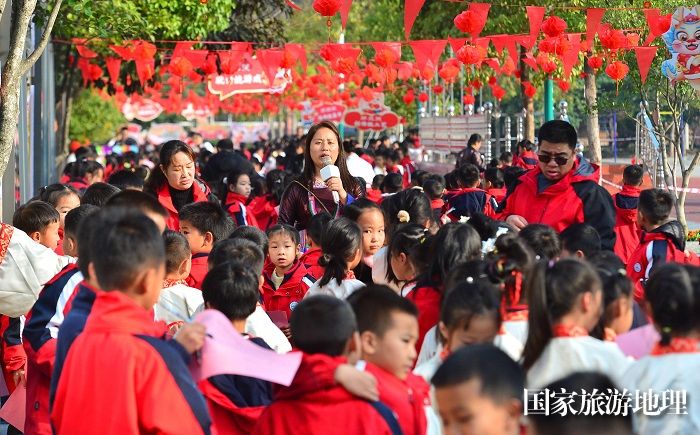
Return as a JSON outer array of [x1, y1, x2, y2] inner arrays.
[[513, 150, 538, 171], [487, 187, 507, 205], [613, 185, 642, 265], [253, 354, 397, 435], [499, 157, 617, 251], [224, 192, 259, 228], [299, 248, 324, 280], [51, 291, 211, 434], [247, 194, 279, 231], [627, 221, 700, 303], [0, 316, 25, 395], [155, 180, 211, 231], [187, 253, 209, 290], [366, 188, 383, 204], [442, 188, 497, 221], [406, 284, 441, 355], [23, 264, 82, 435], [366, 363, 431, 435], [261, 261, 316, 319]]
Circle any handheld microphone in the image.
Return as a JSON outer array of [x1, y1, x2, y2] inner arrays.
[[320, 156, 341, 204]]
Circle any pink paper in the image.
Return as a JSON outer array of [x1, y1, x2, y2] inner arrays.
[[0, 386, 26, 431], [190, 310, 302, 386], [615, 324, 660, 359]]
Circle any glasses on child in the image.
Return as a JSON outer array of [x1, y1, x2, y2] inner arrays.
[[537, 153, 571, 166]]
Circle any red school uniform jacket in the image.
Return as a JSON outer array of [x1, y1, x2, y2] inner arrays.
[[613, 185, 642, 265], [627, 220, 700, 303], [51, 290, 211, 435], [487, 187, 507, 205], [499, 156, 617, 251], [366, 188, 383, 204], [253, 354, 398, 435], [0, 316, 25, 395], [187, 253, 210, 290], [442, 187, 497, 222], [224, 191, 259, 228], [261, 261, 316, 319], [156, 180, 211, 231], [247, 194, 279, 231], [513, 150, 538, 171], [299, 247, 324, 280], [22, 264, 83, 435], [366, 363, 430, 435], [406, 283, 441, 355]]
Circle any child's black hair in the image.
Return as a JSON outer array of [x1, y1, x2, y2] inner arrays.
[[318, 218, 362, 287], [386, 224, 431, 283], [89, 208, 165, 291], [105, 190, 169, 219], [266, 224, 299, 246], [432, 344, 524, 403], [381, 173, 403, 194], [646, 263, 700, 346], [81, 182, 120, 207], [528, 372, 633, 435], [221, 168, 251, 202], [588, 252, 633, 340], [522, 259, 602, 370], [179, 202, 235, 243], [37, 184, 80, 207], [307, 212, 333, 247], [413, 170, 430, 187], [209, 238, 265, 277], [499, 152, 513, 165], [538, 120, 577, 150], [519, 224, 561, 260], [484, 167, 505, 189], [13, 201, 60, 235], [440, 277, 501, 344], [381, 188, 434, 242], [249, 174, 266, 200], [444, 171, 460, 190], [503, 166, 526, 191], [163, 230, 190, 275], [423, 222, 482, 290], [343, 198, 383, 223], [202, 262, 259, 321], [291, 295, 357, 356], [456, 163, 480, 188], [638, 188, 673, 226], [517, 139, 535, 151], [76, 209, 101, 277], [265, 169, 287, 203], [560, 223, 601, 258], [72, 159, 104, 180], [422, 179, 444, 200], [230, 225, 269, 254], [64, 204, 99, 239], [622, 164, 644, 186], [108, 169, 145, 190], [347, 285, 418, 338], [467, 133, 483, 147], [372, 174, 385, 190]]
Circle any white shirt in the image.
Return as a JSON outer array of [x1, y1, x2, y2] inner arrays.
[[154, 283, 204, 324], [503, 320, 528, 347], [527, 336, 631, 389], [245, 304, 292, 353], [346, 153, 376, 187], [371, 247, 401, 293], [305, 278, 365, 299], [494, 332, 524, 362]]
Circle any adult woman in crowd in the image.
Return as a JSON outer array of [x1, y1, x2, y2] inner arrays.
[[144, 140, 214, 230], [278, 121, 364, 231]]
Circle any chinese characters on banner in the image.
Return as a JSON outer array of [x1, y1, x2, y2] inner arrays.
[[343, 92, 401, 131], [208, 53, 291, 100]]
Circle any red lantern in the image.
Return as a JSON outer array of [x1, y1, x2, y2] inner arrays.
[[454, 10, 485, 35], [313, 0, 342, 16], [538, 38, 556, 54], [557, 79, 570, 93], [463, 93, 475, 105], [605, 60, 629, 81], [375, 48, 399, 68], [433, 84, 444, 94], [536, 53, 557, 75], [501, 57, 516, 76], [522, 81, 537, 98], [541, 16, 567, 38], [170, 57, 193, 77], [587, 55, 603, 71], [471, 79, 482, 90], [421, 63, 435, 81], [438, 62, 460, 83], [403, 90, 415, 105], [456, 43, 485, 66], [599, 25, 628, 52], [488, 76, 497, 85], [418, 92, 429, 103], [491, 84, 506, 101]]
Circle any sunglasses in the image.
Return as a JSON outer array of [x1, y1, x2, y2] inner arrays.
[[538, 153, 571, 166]]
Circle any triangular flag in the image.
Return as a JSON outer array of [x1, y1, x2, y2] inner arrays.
[[105, 57, 122, 86], [409, 40, 447, 71], [526, 6, 546, 49], [490, 35, 507, 54], [371, 42, 402, 65], [505, 38, 519, 65], [448, 37, 468, 54], [340, 0, 353, 29], [405, 0, 427, 40], [467, 3, 491, 39], [563, 34, 581, 79], [256, 48, 285, 86], [634, 45, 658, 84], [643, 9, 672, 46], [523, 52, 539, 71], [516, 35, 533, 50], [285, 43, 307, 74], [474, 37, 491, 51], [584, 8, 606, 51]]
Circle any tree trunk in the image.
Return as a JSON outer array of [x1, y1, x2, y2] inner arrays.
[[519, 47, 535, 142], [584, 62, 601, 164]]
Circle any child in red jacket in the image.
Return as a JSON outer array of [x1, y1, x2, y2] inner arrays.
[[51, 208, 211, 434], [443, 164, 496, 222], [627, 189, 700, 303], [366, 175, 385, 204], [222, 169, 259, 228], [247, 169, 286, 231], [423, 178, 445, 226], [179, 201, 235, 289], [253, 295, 398, 435], [484, 167, 507, 207], [348, 286, 436, 435], [261, 225, 316, 331], [613, 164, 644, 264], [299, 213, 332, 280]]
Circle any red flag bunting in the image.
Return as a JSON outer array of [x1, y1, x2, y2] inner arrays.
[[405, 0, 426, 40], [340, 0, 353, 29], [526, 6, 546, 49], [505, 38, 519, 65], [257, 49, 286, 86], [105, 57, 122, 86], [634, 45, 657, 84], [285, 44, 307, 74], [584, 8, 606, 51], [409, 40, 447, 72], [523, 53, 539, 71], [490, 35, 507, 54], [643, 9, 672, 46], [562, 34, 581, 79], [467, 2, 490, 38], [448, 37, 468, 54]]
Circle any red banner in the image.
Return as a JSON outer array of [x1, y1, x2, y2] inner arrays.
[[207, 54, 291, 100], [343, 93, 400, 131], [122, 98, 163, 122], [302, 102, 346, 124]]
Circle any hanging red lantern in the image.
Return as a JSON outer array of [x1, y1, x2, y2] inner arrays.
[[418, 92, 429, 103], [541, 16, 567, 38], [421, 63, 436, 81], [403, 90, 415, 105], [587, 55, 603, 71], [170, 57, 193, 77], [491, 84, 506, 101], [313, 0, 342, 16], [454, 10, 486, 35], [522, 81, 537, 98], [438, 62, 460, 83], [488, 76, 497, 85], [456, 43, 485, 66], [433, 84, 444, 94], [375, 48, 399, 69], [557, 79, 570, 93], [605, 60, 629, 94], [538, 38, 557, 54], [599, 25, 628, 53], [536, 53, 557, 75], [471, 79, 482, 90], [463, 93, 475, 105], [501, 57, 516, 76]]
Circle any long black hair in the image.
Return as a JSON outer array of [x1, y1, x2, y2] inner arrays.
[[420, 222, 482, 292], [645, 264, 700, 346], [386, 223, 431, 284], [318, 217, 362, 288], [265, 169, 287, 204], [588, 252, 633, 340]]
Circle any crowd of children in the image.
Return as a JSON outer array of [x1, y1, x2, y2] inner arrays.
[[1, 119, 699, 435]]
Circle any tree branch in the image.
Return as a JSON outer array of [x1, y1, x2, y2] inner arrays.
[[20, 0, 63, 76]]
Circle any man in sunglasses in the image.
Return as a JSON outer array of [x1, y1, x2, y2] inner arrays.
[[499, 120, 616, 251]]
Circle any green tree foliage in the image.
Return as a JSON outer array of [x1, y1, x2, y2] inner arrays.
[[207, 0, 291, 45], [69, 89, 126, 143]]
